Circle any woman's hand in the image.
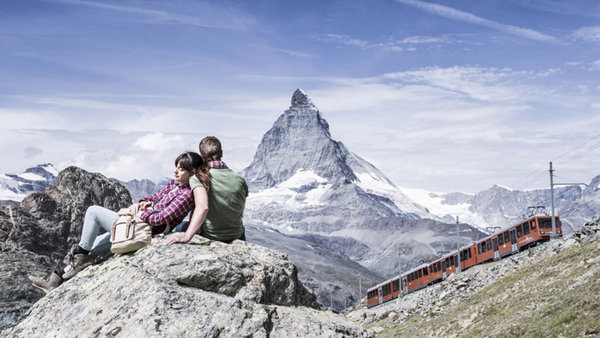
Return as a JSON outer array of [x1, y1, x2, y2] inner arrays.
[[128, 203, 141, 215], [127, 202, 152, 215]]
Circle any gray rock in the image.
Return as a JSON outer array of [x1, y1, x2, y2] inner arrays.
[[4, 236, 372, 338]]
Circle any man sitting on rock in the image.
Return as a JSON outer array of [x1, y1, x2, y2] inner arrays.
[[165, 136, 248, 245]]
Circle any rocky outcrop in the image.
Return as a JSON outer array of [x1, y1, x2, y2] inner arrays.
[[4, 236, 373, 338], [21, 166, 132, 249], [0, 166, 131, 329], [571, 214, 600, 244]]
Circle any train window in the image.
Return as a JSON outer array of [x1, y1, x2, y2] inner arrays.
[[445, 258, 449, 267], [504, 231, 510, 244], [524, 222, 530, 235], [423, 267, 428, 276], [450, 256, 454, 266], [468, 248, 472, 258], [478, 243, 483, 253], [393, 279, 399, 292], [460, 250, 464, 261], [530, 220, 536, 229], [481, 242, 487, 253], [418, 270, 422, 278], [498, 233, 504, 245], [429, 265, 433, 273], [437, 261, 441, 271], [517, 224, 523, 237], [487, 239, 492, 251]]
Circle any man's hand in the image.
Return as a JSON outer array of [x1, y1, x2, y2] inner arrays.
[[163, 235, 189, 246]]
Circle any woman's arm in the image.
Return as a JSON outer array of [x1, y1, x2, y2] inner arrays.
[[164, 187, 208, 245], [139, 187, 194, 227]]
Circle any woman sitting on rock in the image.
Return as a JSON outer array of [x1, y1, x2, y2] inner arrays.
[[29, 151, 210, 293]]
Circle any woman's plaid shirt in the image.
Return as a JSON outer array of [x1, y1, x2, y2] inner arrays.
[[138, 180, 194, 235]]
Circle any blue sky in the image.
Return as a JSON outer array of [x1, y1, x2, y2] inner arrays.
[[1, 0, 600, 193]]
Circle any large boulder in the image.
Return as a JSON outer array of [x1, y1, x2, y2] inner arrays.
[[0, 167, 131, 329], [4, 236, 373, 338]]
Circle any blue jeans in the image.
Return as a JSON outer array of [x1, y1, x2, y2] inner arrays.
[[173, 221, 190, 233], [78, 205, 117, 260]]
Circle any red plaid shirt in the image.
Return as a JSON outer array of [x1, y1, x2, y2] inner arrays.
[[138, 180, 194, 235]]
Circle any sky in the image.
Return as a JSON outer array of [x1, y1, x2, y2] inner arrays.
[[1, 0, 600, 194]]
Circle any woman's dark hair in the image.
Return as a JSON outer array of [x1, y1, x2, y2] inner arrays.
[[175, 152, 211, 191]]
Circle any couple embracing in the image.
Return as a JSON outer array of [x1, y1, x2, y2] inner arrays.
[[29, 136, 248, 293]]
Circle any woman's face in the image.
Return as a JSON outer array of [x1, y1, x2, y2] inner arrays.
[[174, 163, 192, 185]]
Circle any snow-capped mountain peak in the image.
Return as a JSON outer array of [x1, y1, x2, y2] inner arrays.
[[0, 164, 58, 204]]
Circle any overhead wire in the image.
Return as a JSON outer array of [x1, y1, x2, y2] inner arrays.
[[465, 131, 600, 215]]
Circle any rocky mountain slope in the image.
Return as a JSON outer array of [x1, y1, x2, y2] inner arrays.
[[348, 218, 600, 337], [4, 235, 373, 338], [0, 167, 131, 329], [113, 177, 164, 203]]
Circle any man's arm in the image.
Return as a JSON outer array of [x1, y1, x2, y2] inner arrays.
[[164, 186, 208, 245]]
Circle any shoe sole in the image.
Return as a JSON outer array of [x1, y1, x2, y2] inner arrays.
[[62, 262, 93, 280]]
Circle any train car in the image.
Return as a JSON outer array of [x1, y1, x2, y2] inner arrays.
[[459, 245, 476, 271], [367, 277, 401, 308], [475, 215, 562, 264], [401, 264, 429, 294]]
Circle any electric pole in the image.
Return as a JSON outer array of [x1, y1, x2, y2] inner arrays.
[[456, 216, 461, 273], [550, 162, 557, 239]]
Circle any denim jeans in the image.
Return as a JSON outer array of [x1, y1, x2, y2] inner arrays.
[[78, 205, 118, 260], [173, 221, 190, 233]]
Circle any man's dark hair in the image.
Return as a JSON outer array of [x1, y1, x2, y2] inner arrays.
[[199, 136, 222, 161]]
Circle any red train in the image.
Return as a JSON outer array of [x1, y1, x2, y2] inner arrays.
[[367, 215, 562, 308]]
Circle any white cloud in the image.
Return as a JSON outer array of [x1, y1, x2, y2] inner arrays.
[[382, 66, 538, 102], [134, 133, 185, 152], [588, 60, 600, 71], [565, 61, 584, 66], [55, 0, 252, 31], [309, 34, 370, 48], [273, 48, 316, 58], [531, 68, 561, 78], [593, 103, 600, 109], [573, 26, 600, 42], [401, 36, 451, 44], [394, 0, 561, 43]]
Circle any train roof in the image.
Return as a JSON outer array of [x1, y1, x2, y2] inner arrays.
[[475, 214, 559, 243]]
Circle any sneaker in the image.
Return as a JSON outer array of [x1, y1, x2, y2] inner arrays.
[[29, 271, 63, 294], [62, 253, 93, 280]]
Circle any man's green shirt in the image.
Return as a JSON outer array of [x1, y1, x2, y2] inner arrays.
[[189, 168, 248, 241]]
